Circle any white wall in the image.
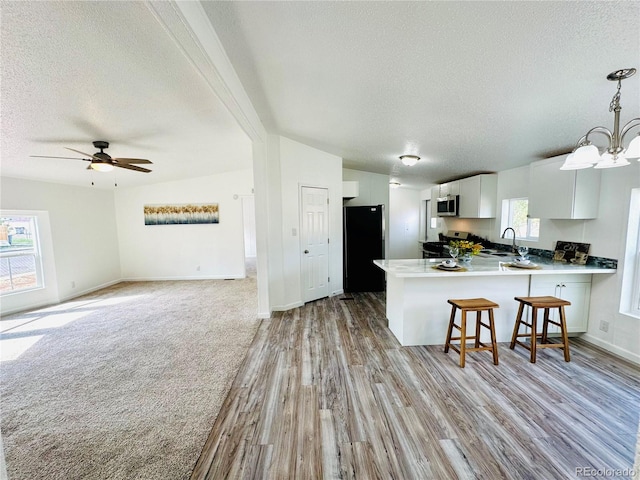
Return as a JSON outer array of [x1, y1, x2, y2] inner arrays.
[[342, 168, 389, 207], [114, 169, 253, 280], [0, 177, 121, 313], [269, 136, 343, 310], [389, 188, 422, 259], [342, 168, 390, 259], [419, 187, 445, 242], [582, 162, 640, 363]]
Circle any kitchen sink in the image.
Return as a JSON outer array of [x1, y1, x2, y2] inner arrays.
[[477, 250, 517, 258]]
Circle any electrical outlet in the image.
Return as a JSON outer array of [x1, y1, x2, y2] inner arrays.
[[599, 320, 609, 332], [71, 281, 75, 288], [196, 266, 201, 271]]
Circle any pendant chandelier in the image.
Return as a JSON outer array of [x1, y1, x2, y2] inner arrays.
[[561, 68, 640, 170]]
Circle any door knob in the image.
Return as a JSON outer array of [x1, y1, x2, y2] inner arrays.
[[304, 250, 309, 254]]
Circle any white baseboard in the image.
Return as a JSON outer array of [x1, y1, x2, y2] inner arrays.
[[331, 289, 344, 296], [121, 275, 245, 281], [58, 279, 121, 303], [581, 333, 640, 365], [271, 301, 304, 312]]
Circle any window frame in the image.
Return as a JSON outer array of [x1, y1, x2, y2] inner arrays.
[[1, 214, 45, 296], [501, 197, 540, 242]]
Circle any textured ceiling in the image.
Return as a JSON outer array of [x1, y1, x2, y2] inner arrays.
[[2, 1, 639, 192], [203, 1, 640, 188], [1, 1, 252, 190]]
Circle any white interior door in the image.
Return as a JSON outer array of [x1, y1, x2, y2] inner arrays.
[[301, 186, 329, 303]]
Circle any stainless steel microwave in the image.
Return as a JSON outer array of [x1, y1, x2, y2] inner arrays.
[[436, 195, 459, 216]]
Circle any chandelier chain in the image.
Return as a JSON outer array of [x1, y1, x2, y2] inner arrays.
[[609, 80, 622, 112]]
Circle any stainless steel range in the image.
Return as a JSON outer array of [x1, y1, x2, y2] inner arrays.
[[422, 231, 469, 258]]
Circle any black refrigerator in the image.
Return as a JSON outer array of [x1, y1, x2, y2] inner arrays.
[[343, 205, 386, 292]]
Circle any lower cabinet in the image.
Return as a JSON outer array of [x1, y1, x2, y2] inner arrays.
[[528, 274, 592, 334]]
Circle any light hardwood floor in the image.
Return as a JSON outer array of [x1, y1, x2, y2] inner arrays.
[[192, 292, 640, 479]]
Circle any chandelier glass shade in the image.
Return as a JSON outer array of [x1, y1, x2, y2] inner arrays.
[[561, 68, 640, 170]]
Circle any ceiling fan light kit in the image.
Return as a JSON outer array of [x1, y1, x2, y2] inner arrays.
[[90, 162, 114, 172], [399, 155, 420, 166], [561, 68, 640, 170]]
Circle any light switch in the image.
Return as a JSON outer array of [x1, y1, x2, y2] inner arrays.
[[292, 228, 297, 236]]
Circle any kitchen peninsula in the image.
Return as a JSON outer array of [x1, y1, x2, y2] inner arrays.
[[374, 256, 616, 346]]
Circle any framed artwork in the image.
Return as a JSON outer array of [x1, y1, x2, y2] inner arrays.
[[143, 203, 219, 225], [553, 241, 590, 265]]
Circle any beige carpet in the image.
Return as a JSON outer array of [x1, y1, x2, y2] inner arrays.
[[0, 266, 259, 479]]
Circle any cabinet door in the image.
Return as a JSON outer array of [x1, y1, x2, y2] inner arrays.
[[439, 181, 460, 197], [529, 159, 575, 219], [529, 274, 591, 334], [529, 157, 600, 219], [556, 281, 591, 333], [458, 177, 480, 218]]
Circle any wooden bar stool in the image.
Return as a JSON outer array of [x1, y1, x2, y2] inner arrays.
[[509, 296, 571, 363], [444, 298, 499, 368]]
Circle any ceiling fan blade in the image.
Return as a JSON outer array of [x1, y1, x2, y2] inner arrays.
[[30, 155, 89, 161], [113, 157, 153, 164], [65, 147, 103, 162], [115, 163, 152, 173]]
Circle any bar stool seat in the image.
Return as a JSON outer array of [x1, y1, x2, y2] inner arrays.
[[444, 298, 499, 368], [509, 296, 571, 363]]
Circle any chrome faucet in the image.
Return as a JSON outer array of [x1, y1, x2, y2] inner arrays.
[[501, 227, 518, 253]]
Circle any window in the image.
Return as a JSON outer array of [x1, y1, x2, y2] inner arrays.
[[0, 215, 44, 294], [632, 221, 640, 315], [621, 189, 640, 318], [501, 198, 539, 240]]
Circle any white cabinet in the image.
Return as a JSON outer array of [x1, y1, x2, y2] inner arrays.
[[439, 180, 460, 197], [529, 274, 592, 333], [342, 181, 359, 199], [430, 186, 440, 216], [529, 156, 601, 219], [458, 174, 498, 218]]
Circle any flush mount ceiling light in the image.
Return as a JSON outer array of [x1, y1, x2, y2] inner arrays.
[[399, 155, 420, 166], [389, 181, 401, 188], [561, 68, 640, 170]]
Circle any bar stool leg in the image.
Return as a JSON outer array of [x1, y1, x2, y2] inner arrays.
[[488, 308, 499, 365], [459, 310, 467, 368], [541, 307, 551, 344], [444, 305, 456, 353], [510, 302, 525, 349], [558, 306, 571, 362], [530, 306, 538, 363], [474, 311, 481, 348]]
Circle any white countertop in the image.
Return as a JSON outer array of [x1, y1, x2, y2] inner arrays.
[[373, 256, 616, 278]]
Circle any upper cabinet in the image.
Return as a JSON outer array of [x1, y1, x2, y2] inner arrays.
[[342, 181, 359, 199], [458, 174, 498, 218], [438, 180, 460, 197], [528, 156, 601, 219]]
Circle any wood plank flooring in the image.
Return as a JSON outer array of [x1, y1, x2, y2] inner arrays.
[[191, 292, 640, 479]]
